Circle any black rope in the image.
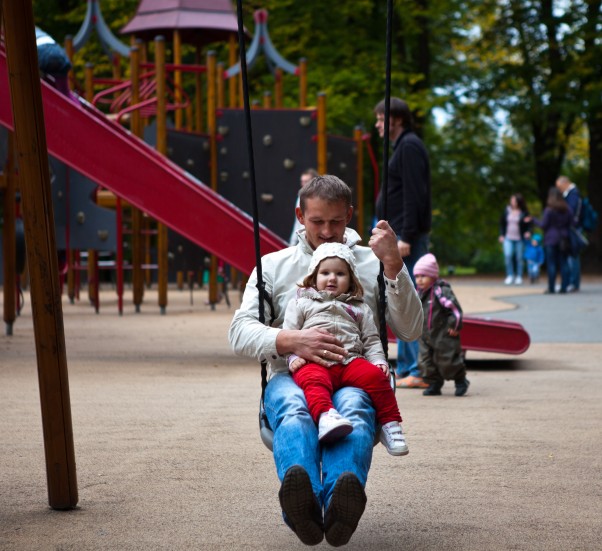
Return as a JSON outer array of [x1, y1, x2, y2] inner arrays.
[[235, 0, 269, 398], [377, 0, 394, 361]]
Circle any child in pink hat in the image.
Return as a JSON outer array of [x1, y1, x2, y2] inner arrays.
[[413, 253, 470, 396], [283, 242, 408, 456]]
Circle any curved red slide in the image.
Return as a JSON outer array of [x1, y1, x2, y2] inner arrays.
[[0, 50, 286, 275]]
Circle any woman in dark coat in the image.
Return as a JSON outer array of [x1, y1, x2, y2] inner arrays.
[[530, 187, 574, 294]]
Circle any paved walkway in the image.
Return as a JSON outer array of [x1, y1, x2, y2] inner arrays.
[[452, 276, 602, 343]]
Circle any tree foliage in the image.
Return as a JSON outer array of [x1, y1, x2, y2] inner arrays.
[[30, 0, 601, 270]]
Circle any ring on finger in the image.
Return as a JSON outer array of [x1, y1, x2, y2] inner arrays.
[[323, 349, 328, 357]]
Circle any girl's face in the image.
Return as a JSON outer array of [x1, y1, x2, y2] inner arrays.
[[510, 195, 518, 209], [415, 274, 435, 292], [315, 257, 351, 296]]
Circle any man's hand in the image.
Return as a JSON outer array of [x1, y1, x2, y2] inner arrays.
[[369, 220, 404, 278], [277, 328, 347, 368]]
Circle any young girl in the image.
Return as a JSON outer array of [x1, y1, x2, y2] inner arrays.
[[413, 253, 470, 397], [283, 242, 408, 456]]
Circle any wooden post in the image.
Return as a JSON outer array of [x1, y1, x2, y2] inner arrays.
[[354, 127, 365, 238], [274, 68, 283, 108], [130, 46, 144, 312], [2, 132, 16, 335], [228, 33, 237, 107], [84, 62, 98, 311], [155, 36, 169, 314], [3, 0, 78, 509], [173, 33, 185, 292], [217, 62, 225, 109], [317, 93, 327, 174], [263, 91, 272, 109], [173, 30, 183, 130], [299, 58, 307, 108], [194, 47, 204, 133], [64, 35, 74, 91]]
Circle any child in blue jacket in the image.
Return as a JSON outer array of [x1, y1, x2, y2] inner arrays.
[[524, 234, 545, 284]]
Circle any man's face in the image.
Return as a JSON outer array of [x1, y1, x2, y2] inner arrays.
[[555, 179, 567, 192], [298, 197, 353, 250], [375, 113, 403, 140]]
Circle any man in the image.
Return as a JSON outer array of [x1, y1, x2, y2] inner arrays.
[[555, 176, 581, 292], [374, 97, 432, 388], [289, 168, 319, 245], [229, 175, 422, 546]]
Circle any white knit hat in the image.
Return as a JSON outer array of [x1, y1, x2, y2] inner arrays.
[[308, 242, 359, 279], [413, 253, 439, 278]]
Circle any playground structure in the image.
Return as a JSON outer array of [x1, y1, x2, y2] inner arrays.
[[1, 0, 531, 348], [1, 2, 375, 320], [0, 0, 534, 516]]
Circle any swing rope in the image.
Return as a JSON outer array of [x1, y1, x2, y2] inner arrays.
[[376, 0, 394, 362], [235, 0, 271, 402]]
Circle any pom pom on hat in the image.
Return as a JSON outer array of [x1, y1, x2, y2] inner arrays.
[[308, 242, 358, 279], [413, 253, 439, 278]]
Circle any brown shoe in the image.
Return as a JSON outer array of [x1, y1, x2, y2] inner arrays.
[[396, 375, 429, 389]]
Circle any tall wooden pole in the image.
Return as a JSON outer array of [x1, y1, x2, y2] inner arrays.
[[155, 36, 169, 314], [317, 93, 327, 174], [206, 51, 219, 308], [130, 46, 144, 312], [3, 0, 78, 509]]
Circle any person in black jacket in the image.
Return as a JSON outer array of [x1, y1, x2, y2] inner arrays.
[[374, 97, 432, 389]]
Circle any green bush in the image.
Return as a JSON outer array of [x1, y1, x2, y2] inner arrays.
[[471, 248, 505, 274]]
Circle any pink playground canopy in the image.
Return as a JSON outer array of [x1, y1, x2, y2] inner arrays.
[[121, 0, 241, 45]]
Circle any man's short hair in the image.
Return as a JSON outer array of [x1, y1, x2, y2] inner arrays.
[[299, 174, 352, 213], [374, 97, 413, 129]]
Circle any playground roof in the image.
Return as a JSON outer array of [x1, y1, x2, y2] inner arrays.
[[121, 0, 242, 45]]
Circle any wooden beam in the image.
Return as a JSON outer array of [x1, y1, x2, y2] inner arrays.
[[3, 0, 78, 509]]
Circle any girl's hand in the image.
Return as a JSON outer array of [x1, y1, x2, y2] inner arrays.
[[448, 328, 459, 337], [289, 357, 307, 373]]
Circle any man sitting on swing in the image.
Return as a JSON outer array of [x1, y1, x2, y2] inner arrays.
[[229, 175, 422, 546]]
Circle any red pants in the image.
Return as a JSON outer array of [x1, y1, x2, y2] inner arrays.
[[292, 357, 402, 425]]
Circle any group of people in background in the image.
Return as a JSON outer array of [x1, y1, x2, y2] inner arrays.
[[499, 176, 589, 294]]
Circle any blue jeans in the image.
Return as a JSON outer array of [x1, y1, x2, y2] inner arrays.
[[544, 244, 569, 293], [397, 233, 429, 377], [503, 238, 524, 278], [264, 373, 375, 510], [567, 254, 580, 290]]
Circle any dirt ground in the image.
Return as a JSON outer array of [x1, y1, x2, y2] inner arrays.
[[1, 281, 601, 550]]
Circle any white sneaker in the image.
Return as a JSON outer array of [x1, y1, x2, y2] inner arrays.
[[379, 421, 409, 456], [318, 409, 353, 443], [514, 276, 523, 285], [504, 275, 514, 285]]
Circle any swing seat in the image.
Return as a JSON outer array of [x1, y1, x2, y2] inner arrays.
[[258, 368, 396, 452]]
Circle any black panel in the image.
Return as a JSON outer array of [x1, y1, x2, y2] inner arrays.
[[216, 108, 318, 241]]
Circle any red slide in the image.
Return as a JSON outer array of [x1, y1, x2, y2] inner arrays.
[[0, 50, 286, 276], [388, 316, 530, 356]]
